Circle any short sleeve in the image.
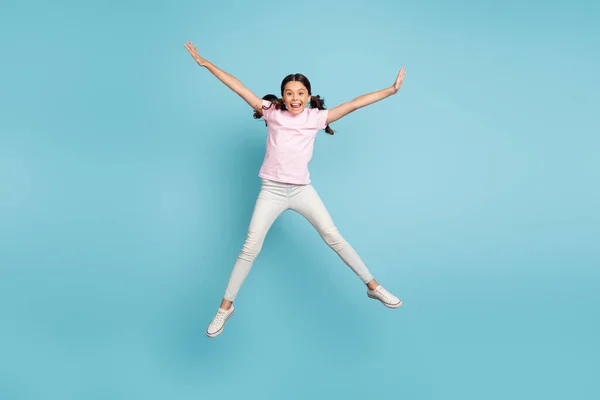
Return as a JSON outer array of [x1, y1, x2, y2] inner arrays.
[[261, 99, 275, 122], [311, 108, 329, 131]]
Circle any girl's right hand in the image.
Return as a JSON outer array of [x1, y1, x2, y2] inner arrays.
[[184, 41, 207, 67]]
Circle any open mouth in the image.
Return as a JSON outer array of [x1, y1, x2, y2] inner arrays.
[[290, 102, 302, 110]]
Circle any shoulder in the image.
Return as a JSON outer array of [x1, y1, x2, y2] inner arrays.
[[261, 99, 279, 120], [306, 107, 328, 117], [262, 99, 274, 112], [306, 107, 329, 129]]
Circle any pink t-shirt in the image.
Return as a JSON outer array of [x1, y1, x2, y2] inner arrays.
[[258, 99, 329, 185]]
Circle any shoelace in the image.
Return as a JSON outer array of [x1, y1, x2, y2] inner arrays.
[[212, 310, 227, 325], [375, 287, 391, 301]]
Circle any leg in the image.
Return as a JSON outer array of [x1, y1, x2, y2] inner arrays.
[[289, 184, 375, 285], [221, 183, 288, 305], [207, 182, 289, 338], [290, 184, 401, 308]]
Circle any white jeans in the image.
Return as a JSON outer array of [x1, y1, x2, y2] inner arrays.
[[223, 179, 375, 302]]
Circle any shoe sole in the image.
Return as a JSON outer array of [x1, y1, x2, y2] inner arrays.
[[368, 293, 403, 309], [206, 308, 235, 338]]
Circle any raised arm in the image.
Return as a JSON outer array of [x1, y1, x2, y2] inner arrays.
[[184, 41, 263, 113], [326, 67, 405, 125]]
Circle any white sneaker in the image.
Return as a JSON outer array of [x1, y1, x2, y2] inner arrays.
[[206, 306, 235, 338], [367, 285, 402, 308]]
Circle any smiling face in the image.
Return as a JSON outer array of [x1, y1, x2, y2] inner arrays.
[[282, 80, 312, 115]]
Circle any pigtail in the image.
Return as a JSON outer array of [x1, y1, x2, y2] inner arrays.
[[253, 94, 285, 122], [310, 95, 335, 135]]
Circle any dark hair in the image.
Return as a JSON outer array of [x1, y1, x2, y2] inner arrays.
[[280, 73, 334, 135], [253, 94, 285, 124]]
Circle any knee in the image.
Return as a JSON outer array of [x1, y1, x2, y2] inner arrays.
[[239, 229, 264, 262], [320, 225, 348, 252]]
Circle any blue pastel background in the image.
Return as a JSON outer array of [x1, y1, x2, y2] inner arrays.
[[1, 0, 598, 399]]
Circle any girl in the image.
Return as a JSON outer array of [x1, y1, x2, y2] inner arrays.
[[184, 41, 406, 338]]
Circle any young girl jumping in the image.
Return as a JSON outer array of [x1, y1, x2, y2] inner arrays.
[[184, 41, 406, 338]]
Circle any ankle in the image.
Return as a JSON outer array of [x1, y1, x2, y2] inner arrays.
[[366, 279, 379, 291], [220, 300, 233, 310]]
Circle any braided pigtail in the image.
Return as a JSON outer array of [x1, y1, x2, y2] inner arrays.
[[253, 94, 285, 124], [310, 95, 334, 135]]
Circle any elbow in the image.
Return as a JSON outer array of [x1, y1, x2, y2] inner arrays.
[[350, 99, 362, 111]]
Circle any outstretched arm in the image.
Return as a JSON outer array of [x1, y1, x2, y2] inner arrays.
[[184, 41, 263, 112], [326, 67, 405, 125]]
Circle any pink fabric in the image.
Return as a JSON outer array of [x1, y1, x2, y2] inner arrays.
[[258, 99, 329, 184]]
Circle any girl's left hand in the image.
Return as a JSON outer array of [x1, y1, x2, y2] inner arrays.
[[391, 67, 405, 94]]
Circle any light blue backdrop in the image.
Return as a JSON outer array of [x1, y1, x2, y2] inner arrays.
[[1, 0, 598, 399]]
